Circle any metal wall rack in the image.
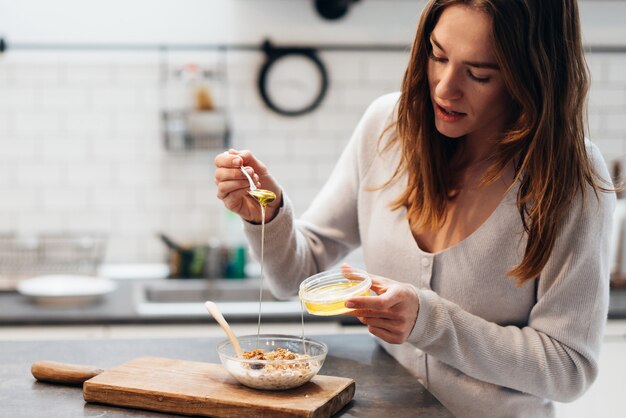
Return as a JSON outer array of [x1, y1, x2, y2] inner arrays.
[[1, 38, 625, 54]]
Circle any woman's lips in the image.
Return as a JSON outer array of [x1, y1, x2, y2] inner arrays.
[[434, 103, 466, 123]]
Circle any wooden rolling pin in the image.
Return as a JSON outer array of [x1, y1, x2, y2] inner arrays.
[[31, 361, 104, 386]]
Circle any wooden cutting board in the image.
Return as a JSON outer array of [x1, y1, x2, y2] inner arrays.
[[34, 357, 355, 418]]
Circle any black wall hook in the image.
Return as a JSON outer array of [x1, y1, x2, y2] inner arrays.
[[314, 0, 361, 20]]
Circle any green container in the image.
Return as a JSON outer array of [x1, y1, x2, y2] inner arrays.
[[224, 245, 246, 279]]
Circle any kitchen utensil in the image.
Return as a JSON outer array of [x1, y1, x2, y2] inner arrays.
[[158, 232, 186, 252], [240, 165, 257, 191], [31, 357, 355, 418], [239, 166, 276, 206], [204, 301, 243, 357], [158, 233, 207, 278], [218, 334, 328, 390], [17, 275, 117, 306]]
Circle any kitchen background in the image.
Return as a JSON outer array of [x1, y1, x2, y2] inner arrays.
[[1, 2, 626, 417], [1, 0, 625, 267]]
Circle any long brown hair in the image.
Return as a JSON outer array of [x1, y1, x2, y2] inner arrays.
[[388, 0, 610, 285]]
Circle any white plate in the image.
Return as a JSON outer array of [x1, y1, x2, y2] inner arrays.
[[17, 275, 117, 306]]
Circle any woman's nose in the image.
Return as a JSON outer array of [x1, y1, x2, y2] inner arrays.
[[434, 67, 463, 101]]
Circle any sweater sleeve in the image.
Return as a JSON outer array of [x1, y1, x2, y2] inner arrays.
[[243, 94, 397, 299], [408, 143, 616, 402]]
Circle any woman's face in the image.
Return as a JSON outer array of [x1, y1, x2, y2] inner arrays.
[[427, 4, 511, 142]]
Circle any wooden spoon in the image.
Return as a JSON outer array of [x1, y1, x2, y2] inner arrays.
[[204, 301, 244, 358]]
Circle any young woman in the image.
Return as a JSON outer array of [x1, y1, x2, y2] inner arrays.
[[214, 1, 615, 416]]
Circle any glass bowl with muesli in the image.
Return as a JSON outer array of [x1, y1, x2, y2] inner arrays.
[[217, 334, 328, 390]]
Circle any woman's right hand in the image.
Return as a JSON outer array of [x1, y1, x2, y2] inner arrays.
[[214, 149, 283, 224]]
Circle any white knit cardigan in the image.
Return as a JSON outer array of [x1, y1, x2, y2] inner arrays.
[[243, 93, 615, 418]]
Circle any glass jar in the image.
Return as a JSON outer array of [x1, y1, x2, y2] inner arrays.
[[299, 267, 372, 316]]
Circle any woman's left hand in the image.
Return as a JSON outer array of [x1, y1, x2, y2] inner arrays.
[[344, 273, 420, 344]]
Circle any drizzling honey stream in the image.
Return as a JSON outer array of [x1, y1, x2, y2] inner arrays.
[[245, 171, 306, 354], [247, 188, 276, 346]]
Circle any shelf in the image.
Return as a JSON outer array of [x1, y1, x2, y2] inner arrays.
[[161, 109, 230, 151]]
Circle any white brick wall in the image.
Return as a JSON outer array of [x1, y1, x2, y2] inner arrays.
[[0, 48, 625, 264], [588, 53, 626, 162]]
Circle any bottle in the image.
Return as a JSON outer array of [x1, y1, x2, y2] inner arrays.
[[221, 209, 247, 279], [204, 237, 224, 279], [182, 63, 214, 112]]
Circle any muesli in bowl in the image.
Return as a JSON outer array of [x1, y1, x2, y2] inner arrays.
[[217, 334, 328, 390]]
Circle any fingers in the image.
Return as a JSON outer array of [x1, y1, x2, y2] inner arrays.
[[368, 275, 394, 295], [347, 281, 416, 310], [214, 149, 255, 170], [236, 149, 270, 176], [347, 294, 395, 311], [355, 311, 415, 345], [350, 309, 396, 320], [358, 316, 394, 330], [340, 267, 391, 295], [216, 180, 250, 201], [369, 284, 388, 295], [215, 149, 277, 196], [344, 279, 420, 345], [339, 264, 369, 283], [339, 263, 353, 276], [214, 149, 244, 168], [223, 194, 260, 217], [221, 190, 247, 213], [215, 166, 261, 203], [215, 166, 259, 187], [355, 315, 405, 344], [215, 149, 269, 176], [213, 148, 284, 223], [366, 325, 405, 345]]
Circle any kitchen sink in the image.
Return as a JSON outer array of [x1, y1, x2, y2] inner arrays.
[[133, 278, 303, 320], [144, 283, 277, 303]]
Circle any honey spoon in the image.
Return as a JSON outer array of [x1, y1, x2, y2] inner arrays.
[[239, 165, 276, 206], [240, 166, 257, 191]]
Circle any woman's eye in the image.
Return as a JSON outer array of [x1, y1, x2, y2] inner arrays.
[[428, 52, 447, 63], [467, 70, 490, 83], [428, 50, 491, 83]]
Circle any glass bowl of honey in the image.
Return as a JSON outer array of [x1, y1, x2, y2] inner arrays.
[[299, 267, 372, 316]]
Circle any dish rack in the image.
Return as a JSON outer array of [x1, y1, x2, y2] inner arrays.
[[0, 232, 107, 291]]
